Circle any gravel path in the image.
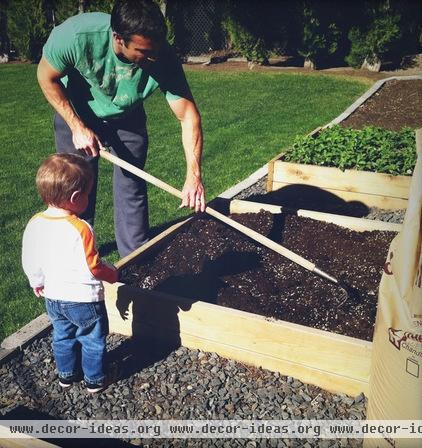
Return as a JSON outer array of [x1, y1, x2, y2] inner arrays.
[[0, 333, 365, 447]]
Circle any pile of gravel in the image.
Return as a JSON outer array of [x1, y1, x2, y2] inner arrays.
[[0, 333, 365, 447], [362, 207, 405, 224], [231, 175, 406, 224], [233, 178, 268, 201]]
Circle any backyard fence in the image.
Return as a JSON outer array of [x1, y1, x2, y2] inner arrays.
[[165, 0, 227, 57]]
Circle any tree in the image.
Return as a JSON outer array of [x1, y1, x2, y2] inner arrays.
[[85, 0, 114, 13], [346, 0, 401, 71], [7, 0, 52, 62], [298, 1, 340, 69], [222, 0, 268, 65], [0, 0, 10, 60]]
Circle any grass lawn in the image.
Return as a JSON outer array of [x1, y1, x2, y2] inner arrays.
[[0, 63, 367, 341]]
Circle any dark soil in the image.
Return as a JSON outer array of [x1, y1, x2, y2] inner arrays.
[[341, 79, 422, 131], [122, 212, 396, 342]]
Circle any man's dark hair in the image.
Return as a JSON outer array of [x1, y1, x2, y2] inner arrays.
[[111, 0, 167, 43]]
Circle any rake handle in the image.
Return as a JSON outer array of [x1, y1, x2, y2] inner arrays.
[[100, 149, 331, 278], [205, 206, 315, 271], [100, 149, 183, 200]]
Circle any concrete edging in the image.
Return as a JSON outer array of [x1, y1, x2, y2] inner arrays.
[[0, 348, 15, 365], [0, 314, 51, 365]]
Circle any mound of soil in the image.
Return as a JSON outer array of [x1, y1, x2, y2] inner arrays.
[[122, 212, 396, 341], [341, 79, 422, 131]]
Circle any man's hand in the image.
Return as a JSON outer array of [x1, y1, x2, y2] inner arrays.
[[33, 286, 45, 298], [71, 123, 103, 157], [181, 175, 205, 212], [37, 57, 103, 157]]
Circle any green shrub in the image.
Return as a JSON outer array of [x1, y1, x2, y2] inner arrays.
[[53, 0, 113, 24], [222, 15, 268, 64], [6, 0, 115, 62], [0, 1, 9, 54], [345, 27, 368, 68], [52, 0, 78, 25], [284, 126, 416, 175], [7, 0, 52, 62], [346, 2, 401, 68], [298, 4, 340, 67], [85, 0, 114, 14], [165, 16, 175, 46]]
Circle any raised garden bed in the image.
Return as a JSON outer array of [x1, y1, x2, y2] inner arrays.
[[104, 201, 399, 397], [121, 211, 396, 341], [266, 78, 420, 211], [266, 125, 415, 211]]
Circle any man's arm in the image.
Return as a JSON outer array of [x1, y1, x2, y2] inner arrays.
[[37, 56, 103, 157], [168, 97, 205, 212]]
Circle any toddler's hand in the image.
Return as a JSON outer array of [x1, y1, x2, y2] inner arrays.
[[33, 286, 45, 298]]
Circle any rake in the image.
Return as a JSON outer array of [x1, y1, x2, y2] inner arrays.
[[100, 149, 353, 304]]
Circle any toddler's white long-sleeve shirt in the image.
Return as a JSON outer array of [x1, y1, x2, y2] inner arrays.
[[22, 213, 116, 302]]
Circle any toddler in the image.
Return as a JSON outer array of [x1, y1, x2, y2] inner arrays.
[[22, 154, 118, 393]]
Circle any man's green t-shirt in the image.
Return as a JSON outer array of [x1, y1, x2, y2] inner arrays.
[[43, 12, 191, 119]]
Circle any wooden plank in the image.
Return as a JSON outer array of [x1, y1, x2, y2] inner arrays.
[[1, 314, 51, 350], [115, 218, 192, 270], [272, 161, 411, 199], [0, 440, 59, 448], [177, 302, 371, 380], [181, 333, 369, 397], [229, 199, 403, 232], [266, 126, 322, 193], [0, 429, 59, 448], [417, 128, 422, 156], [104, 283, 371, 396], [231, 200, 286, 215], [266, 160, 275, 193], [105, 282, 133, 337], [271, 181, 409, 210]]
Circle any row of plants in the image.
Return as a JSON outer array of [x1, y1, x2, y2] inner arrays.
[[1, 0, 421, 70], [284, 126, 416, 175], [220, 0, 421, 70]]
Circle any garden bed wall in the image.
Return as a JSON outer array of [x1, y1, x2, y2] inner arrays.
[[104, 205, 400, 397], [267, 154, 411, 210]]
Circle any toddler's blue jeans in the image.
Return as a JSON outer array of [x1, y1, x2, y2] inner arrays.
[[45, 299, 109, 385]]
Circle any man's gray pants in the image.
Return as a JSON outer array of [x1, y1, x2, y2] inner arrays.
[[54, 111, 149, 258]]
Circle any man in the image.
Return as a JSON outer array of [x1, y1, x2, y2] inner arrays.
[[37, 0, 205, 257]]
